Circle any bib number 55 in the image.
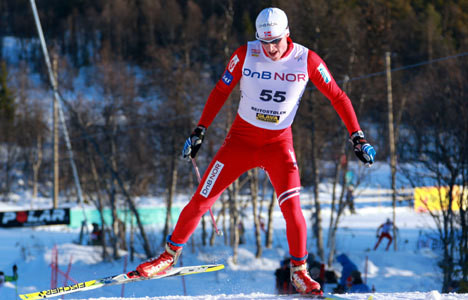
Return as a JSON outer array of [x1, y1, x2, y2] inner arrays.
[[259, 89, 286, 102]]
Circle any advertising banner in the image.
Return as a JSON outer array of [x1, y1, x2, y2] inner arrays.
[[0, 208, 70, 228], [414, 186, 467, 212]]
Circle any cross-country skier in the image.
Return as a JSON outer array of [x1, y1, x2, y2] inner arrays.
[[374, 218, 397, 251], [136, 7, 376, 294]]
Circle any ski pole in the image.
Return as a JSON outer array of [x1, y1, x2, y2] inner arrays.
[[191, 158, 223, 236]]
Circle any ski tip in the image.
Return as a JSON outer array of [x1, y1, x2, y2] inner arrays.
[[19, 295, 43, 300], [19, 280, 98, 300], [210, 264, 224, 270]]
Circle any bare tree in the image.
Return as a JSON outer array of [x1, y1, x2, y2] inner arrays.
[[0, 61, 18, 200], [401, 55, 467, 291], [85, 143, 110, 261], [249, 168, 263, 258], [265, 191, 276, 249], [228, 180, 241, 264], [162, 144, 179, 246]]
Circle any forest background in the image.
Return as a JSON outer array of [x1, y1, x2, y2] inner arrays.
[[0, 0, 467, 293]]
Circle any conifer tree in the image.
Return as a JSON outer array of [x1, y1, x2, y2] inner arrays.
[[0, 61, 15, 131], [0, 60, 16, 197]]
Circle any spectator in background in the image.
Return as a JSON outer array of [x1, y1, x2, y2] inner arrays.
[[374, 218, 397, 251], [90, 222, 103, 246], [0, 265, 18, 287], [259, 215, 266, 233], [307, 253, 325, 292], [345, 185, 356, 214], [275, 257, 294, 294], [348, 270, 371, 293], [238, 220, 246, 244], [447, 280, 461, 293], [334, 253, 358, 293]]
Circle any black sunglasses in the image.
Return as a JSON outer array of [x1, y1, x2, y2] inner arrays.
[[260, 37, 283, 45]]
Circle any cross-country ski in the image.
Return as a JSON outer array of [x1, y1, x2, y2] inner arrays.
[[19, 264, 224, 299]]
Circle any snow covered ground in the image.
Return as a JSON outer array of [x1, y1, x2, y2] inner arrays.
[[0, 165, 467, 300]]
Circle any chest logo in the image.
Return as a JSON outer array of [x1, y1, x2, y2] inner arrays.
[[251, 49, 260, 57], [243, 68, 307, 82]]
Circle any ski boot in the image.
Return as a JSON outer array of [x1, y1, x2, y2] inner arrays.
[[290, 261, 322, 295], [136, 242, 182, 277]]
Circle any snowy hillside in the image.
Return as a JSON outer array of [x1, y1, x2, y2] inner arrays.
[[1, 200, 467, 299], [0, 163, 466, 300]]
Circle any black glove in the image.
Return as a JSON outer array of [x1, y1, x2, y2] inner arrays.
[[350, 131, 376, 166], [182, 126, 206, 160], [12, 264, 17, 274]]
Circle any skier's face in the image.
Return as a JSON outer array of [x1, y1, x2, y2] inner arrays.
[[260, 34, 289, 61]]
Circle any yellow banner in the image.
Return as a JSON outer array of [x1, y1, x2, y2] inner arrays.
[[414, 186, 467, 212]]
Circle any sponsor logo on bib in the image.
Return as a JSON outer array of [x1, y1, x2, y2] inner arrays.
[[243, 68, 307, 82], [251, 49, 260, 57], [256, 113, 280, 123]]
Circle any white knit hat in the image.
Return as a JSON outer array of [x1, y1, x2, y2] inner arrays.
[[255, 8, 289, 42]]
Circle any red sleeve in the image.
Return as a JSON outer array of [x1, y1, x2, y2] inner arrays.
[[307, 50, 361, 135], [197, 45, 247, 128]]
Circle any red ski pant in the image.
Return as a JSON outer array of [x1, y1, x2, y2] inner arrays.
[[170, 115, 308, 261], [374, 232, 393, 250]]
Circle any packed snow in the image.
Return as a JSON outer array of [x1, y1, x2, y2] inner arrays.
[[0, 163, 466, 300]]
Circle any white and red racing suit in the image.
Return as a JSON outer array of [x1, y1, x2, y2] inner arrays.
[[169, 37, 361, 262]]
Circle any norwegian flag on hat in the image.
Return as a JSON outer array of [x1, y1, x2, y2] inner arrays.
[[255, 8, 289, 41]]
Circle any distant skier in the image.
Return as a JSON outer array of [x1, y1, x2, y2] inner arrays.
[[374, 218, 397, 251], [135, 7, 375, 295]]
